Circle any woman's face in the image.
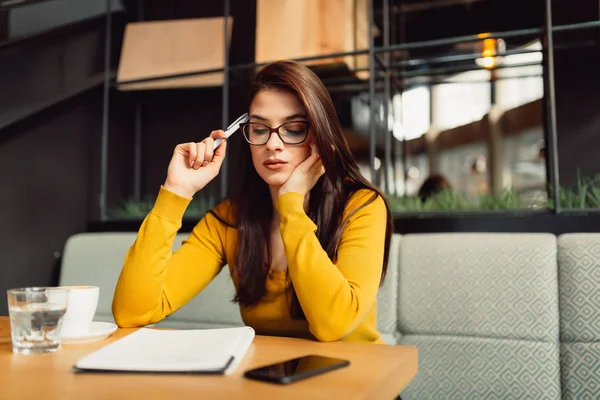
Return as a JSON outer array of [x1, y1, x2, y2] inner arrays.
[[248, 89, 313, 188]]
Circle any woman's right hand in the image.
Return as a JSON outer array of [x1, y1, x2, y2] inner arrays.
[[163, 130, 227, 198]]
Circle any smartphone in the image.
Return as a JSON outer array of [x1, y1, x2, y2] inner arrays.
[[244, 355, 350, 385]]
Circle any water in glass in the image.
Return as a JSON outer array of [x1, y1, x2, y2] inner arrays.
[[7, 288, 69, 354]]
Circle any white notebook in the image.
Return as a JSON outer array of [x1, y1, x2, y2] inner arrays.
[[74, 326, 255, 375]]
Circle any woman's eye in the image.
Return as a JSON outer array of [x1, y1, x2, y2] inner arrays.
[[284, 124, 307, 135]]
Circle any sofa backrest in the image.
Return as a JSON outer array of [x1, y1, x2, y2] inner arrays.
[[396, 233, 561, 400], [377, 234, 401, 344], [59, 232, 243, 328], [60, 231, 402, 336], [557, 233, 600, 400], [59, 232, 134, 323]]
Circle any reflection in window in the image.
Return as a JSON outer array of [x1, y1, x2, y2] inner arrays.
[[392, 86, 430, 141], [434, 69, 491, 130], [387, 40, 545, 209], [496, 41, 543, 110], [392, 40, 543, 138]]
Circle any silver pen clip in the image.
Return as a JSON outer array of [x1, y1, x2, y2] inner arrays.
[[213, 113, 250, 150]]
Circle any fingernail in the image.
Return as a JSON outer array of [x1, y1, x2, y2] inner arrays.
[[202, 161, 208, 167], [190, 161, 194, 168]]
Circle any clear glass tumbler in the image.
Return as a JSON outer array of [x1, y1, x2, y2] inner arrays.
[[7, 287, 70, 354]]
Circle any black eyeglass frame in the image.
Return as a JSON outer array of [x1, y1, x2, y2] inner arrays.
[[240, 121, 311, 146]]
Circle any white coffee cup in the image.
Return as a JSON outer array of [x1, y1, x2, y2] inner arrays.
[[58, 286, 99, 338]]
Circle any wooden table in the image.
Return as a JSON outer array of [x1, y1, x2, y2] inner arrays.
[[0, 316, 417, 399]]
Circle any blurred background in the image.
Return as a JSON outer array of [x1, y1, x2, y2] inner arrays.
[[1, 0, 600, 306]]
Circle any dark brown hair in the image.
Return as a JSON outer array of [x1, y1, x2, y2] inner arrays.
[[225, 60, 393, 318]]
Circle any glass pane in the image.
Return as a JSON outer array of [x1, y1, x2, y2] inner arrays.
[[384, 36, 547, 212], [553, 25, 600, 210]]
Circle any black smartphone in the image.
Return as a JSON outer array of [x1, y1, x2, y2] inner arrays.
[[244, 355, 350, 384]]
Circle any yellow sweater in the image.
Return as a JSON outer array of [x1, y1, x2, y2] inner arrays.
[[112, 186, 388, 343]]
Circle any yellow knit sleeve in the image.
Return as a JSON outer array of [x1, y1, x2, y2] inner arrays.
[[112, 186, 231, 327], [276, 189, 387, 341]]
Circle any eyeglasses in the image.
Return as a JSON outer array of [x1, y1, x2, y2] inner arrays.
[[240, 121, 310, 146]]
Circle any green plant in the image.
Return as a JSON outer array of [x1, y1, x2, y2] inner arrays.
[[109, 173, 600, 218], [388, 172, 600, 212], [387, 185, 545, 212], [109, 196, 214, 220], [477, 188, 523, 210], [387, 188, 526, 213], [547, 172, 600, 209]]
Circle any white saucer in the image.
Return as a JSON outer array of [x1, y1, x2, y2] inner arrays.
[[61, 322, 118, 344]]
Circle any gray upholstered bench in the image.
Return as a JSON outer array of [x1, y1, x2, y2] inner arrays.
[[59, 231, 600, 399]]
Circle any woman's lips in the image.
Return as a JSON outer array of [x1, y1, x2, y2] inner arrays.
[[263, 160, 288, 170]]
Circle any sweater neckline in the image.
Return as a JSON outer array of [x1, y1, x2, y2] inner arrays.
[[268, 267, 288, 281]]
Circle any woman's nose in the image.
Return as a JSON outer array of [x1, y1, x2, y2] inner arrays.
[[265, 131, 284, 151]]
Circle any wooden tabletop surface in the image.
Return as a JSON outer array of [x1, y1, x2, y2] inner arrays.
[[0, 316, 417, 399]]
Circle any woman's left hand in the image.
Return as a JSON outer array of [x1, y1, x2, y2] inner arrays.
[[279, 143, 325, 198]]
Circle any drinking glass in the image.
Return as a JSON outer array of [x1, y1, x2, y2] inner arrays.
[[7, 287, 70, 354]]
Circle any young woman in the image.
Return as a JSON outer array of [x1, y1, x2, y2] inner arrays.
[[112, 60, 393, 343]]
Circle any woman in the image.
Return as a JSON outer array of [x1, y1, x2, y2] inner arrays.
[[112, 60, 393, 343]]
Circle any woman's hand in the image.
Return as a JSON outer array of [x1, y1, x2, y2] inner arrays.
[[163, 130, 227, 198], [279, 143, 325, 198]]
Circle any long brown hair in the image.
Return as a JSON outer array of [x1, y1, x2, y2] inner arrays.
[[225, 60, 393, 318]]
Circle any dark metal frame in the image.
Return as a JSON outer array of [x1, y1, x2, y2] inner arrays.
[[542, 0, 561, 214], [133, 0, 144, 202], [367, 0, 377, 183], [220, 0, 230, 198], [96, 0, 600, 221], [99, 0, 112, 221]]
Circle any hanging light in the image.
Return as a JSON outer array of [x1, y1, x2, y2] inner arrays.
[[475, 36, 505, 70], [481, 38, 497, 69]]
